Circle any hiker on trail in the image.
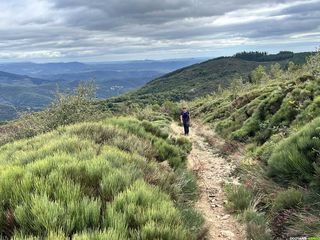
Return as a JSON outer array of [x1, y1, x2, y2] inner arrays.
[[180, 107, 190, 135]]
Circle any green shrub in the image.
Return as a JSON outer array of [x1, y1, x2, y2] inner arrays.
[[241, 209, 271, 240], [0, 82, 106, 146], [12, 231, 66, 239], [246, 221, 271, 240], [268, 117, 320, 186], [173, 136, 192, 154], [141, 120, 169, 139], [0, 117, 199, 238], [225, 184, 253, 212], [176, 169, 199, 203], [179, 207, 204, 238], [294, 95, 320, 126], [105, 117, 186, 168], [231, 90, 285, 143], [73, 229, 126, 240], [100, 169, 131, 201], [106, 180, 192, 239], [154, 140, 183, 168], [215, 118, 240, 138], [272, 188, 304, 212], [255, 134, 283, 163], [231, 115, 260, 141]]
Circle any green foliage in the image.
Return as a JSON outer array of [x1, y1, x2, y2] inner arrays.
[[272, 188, 304, 212], [253, 134, 284, 163], [268, 117, 320, 187], [225, 184, 254, 213], [179, 207, 204, 238], [176, 169, 199, 203], [306, 49, 320, 78], [294, 96, 320, 126], [193, 57, 320, 145], [141, 120, 169, 139], [0, 117, 200, 238], [0, 82, 107, 146], [154, 140, 182, 168], [18, 81, 102, 133], [173, 137, 193, 154], [192, 49, 320, 237], [270, 63, 283, 79], [240, 209, 271, 240], [73, 229, 126, 240], [250, 65, 268, 84], [162, 100, 181, 120], [106, 180, 191, 239]]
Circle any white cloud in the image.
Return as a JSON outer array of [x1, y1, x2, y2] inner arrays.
[[0, 0, 319, 61]]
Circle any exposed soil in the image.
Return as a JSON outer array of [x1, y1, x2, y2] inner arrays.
[[171, 122, 246, 240]]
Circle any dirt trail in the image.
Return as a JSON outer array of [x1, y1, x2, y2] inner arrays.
[[171, 122, 246, 240]]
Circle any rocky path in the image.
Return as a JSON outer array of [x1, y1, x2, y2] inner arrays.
[[171, 122, 246, 240]]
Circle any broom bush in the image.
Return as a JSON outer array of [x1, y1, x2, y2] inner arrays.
[[0, 117, 200, 239]]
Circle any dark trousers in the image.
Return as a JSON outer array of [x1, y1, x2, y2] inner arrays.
[[183, 122, 189, 135]]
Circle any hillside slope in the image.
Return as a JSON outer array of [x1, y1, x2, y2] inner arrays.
[[0, 71, 54, 120], [105, 52, 312, 107], [191, 52, 320, 238], [0, 117, 204, 239]]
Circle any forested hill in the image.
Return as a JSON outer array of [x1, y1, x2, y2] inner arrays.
[[105, 51, 312, 107]]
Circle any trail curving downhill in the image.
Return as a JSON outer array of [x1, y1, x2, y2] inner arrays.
[[171, 122, 246, 240]]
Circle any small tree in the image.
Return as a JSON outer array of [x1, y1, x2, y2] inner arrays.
[[250, 65, 268, 84], [17, 81, 104, 137], [306, 48, 320, 78], [270, 63, 283, 80], [230, 76, 245, 99], [287, 61, 297, 72]]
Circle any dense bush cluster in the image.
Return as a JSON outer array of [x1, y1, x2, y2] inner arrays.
[[0, 117, 201, 239]]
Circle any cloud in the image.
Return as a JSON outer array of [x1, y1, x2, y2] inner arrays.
[[0, 0, 319, 61]]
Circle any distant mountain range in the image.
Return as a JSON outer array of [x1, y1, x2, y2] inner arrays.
[[0, 58, 204, 120], [0, 59, 206, 77]]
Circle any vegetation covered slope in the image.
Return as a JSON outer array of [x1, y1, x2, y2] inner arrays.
[[192, 52, 320, 238], [0, 117, 203, 239], [106, 52, 312, 107]]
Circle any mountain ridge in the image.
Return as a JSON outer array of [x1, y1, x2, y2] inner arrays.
[[103, 51, 313, 109]]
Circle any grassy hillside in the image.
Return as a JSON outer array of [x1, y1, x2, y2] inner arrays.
[[192, 51, 320, 238], [103, 52, 312, 109], [0, 117, 203, 239], [0, 84, 203, 239]]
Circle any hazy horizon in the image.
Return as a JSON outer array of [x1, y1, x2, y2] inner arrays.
[[0, 49, 315, 64]]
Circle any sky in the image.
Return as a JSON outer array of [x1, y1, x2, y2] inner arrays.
[[0, 0, 319, 62]]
